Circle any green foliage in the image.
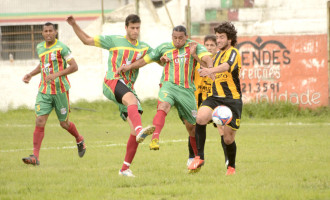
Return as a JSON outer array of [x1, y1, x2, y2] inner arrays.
[[242, 101, 330, 120]]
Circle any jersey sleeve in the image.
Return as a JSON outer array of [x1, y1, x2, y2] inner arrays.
[[94, 35, 114, 50], [61, 44, 73, 62], [196, 43, 212, 59], [225, 49, 239, 72], [143, 45, 162, 64]]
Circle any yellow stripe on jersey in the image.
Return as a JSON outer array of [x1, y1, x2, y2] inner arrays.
[[197, 51, 212, 60], [94, 36, 101, 47], [109, 46, 149, 52], [38, 48, 62, 58], [143, 54, 153, 64]]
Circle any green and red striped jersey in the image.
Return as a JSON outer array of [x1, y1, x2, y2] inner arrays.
[[144, 39, 211, 90], [36, 39, 72, 94], [94, 35, 152, 89]]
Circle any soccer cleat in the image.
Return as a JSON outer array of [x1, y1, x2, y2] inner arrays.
[[77, 140, 86, 158], [226, 166, 236, 175], [188, 167, 201, 174], [186, 158, 194, 167], [136, 125, 155, 143], [119, 169, 135, 177], [22, 155, 40, 166], [188, 156, 204, 170], [149, 138, 160, 150]]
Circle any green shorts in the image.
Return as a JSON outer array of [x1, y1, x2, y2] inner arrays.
[[35, 91, 70, 122], [158, 82, 197, 125], [103, 79, 143, 121]]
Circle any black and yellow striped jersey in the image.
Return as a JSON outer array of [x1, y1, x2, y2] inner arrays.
[[211, 46, 242, 99]]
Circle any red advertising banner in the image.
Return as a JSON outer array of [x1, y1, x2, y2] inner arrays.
[[237, 35, 328, 108]]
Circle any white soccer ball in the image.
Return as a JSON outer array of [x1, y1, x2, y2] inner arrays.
[[212, 105, 233, 126]]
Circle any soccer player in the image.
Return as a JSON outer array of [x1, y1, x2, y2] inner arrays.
[[191, 35, 228, 167], [22, 22, 86, 166], [116, 25, 213, 167], [66, 14, 155, 177], [188, 21, 242, 175]]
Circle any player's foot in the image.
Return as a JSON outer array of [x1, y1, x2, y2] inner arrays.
[[77, 140, 86, 158], [136, 125, 155, 143], [226, 166, 236, 175], [188, 167, 201, 174], [188, 156, 204, 170], [186, 158, 194, 167], [119, 169, 135, 177], [22, 155, 40, 166], [149, 138, 160, 150]]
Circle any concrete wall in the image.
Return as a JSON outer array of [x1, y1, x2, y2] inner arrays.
[[0, 0, 329, 111]]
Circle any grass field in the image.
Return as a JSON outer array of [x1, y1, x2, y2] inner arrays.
[[0, 100, 329, 200]]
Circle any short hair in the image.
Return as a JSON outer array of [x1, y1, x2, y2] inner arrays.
[[173, 25, 187, 35], [214, 21, 237, 46], [204, 35, 216, 45], [43, 22, 56, 30], [125, 14, 141, 26]]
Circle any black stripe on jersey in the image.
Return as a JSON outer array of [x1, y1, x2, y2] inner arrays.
[[220, 82, 233, 98], [231, 63, 242, 95], [213, 51, 221, 66], [212, 81, 218, 96], [227, 50, 237, 71]]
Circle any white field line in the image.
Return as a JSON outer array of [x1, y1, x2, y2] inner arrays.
[[1, 122, 329, 128], [0, 139, 198, 153]]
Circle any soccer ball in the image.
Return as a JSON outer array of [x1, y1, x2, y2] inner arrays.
[[212, 105, 233, 126]]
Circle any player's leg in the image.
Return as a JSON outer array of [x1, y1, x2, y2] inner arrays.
[[222, 98, 242, 175], [55, 91, 86, 158], [22, 93, 52, 165], [188, 103, 213, 170], [183, 119, 197, 167], [223, 126, 236, 175], [149, 101, 171, 150], [119, 116, 139, 177], [217, 125, 228, 166]]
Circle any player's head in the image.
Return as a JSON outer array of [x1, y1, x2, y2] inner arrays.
[[172, 25, 188, 49], [125, 14, 141, 41], [204, 35, 217, 56], [42, 22, 57, 43], [214, 21, 237, 51]]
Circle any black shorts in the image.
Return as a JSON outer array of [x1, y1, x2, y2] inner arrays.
[[201, 96, 243, 130]]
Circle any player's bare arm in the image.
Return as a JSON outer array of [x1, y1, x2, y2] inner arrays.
[[23, 64, 41, 84], [189, 42, 206, 68], [199, 62, 230, 77], [116, 58, 147, 74], [160, 55, 171, 63], [45, 58, 78, 82], [66, 15, 95, 46]]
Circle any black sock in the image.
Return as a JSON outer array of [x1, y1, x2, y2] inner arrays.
[[188, 136, 194, 158], [221, 136, 228, 165], [195, 123, 206, 160], [225, 141, 236, 168]]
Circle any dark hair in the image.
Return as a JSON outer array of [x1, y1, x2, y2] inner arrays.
[[204, 35, 216, 45], [125, 14, 141, 26], [43, 22, 56, 30], [214, 21, 237, 46], [173, 25, 187, 35]]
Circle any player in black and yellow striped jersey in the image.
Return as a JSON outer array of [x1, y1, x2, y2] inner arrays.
[[188, 22, 242, 176], [190, 35, 228, 168]]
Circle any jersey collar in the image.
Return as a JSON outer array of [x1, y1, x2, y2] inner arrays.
[[124, 35, 139, 46], [44, 39, 58, 49]]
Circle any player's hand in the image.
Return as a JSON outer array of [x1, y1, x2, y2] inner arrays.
[[160, 55, 171, 63], [116, 64, 129, 75], [66, 15, 76, 26], [198, 68, 212, 77], [45, 74, 56, 82], [189, 42, 197, 56], [22, 74, 32, 84]]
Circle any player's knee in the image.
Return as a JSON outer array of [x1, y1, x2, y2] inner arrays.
[[196, 115, 208, 125], [60, 121, 69, 130], [35, 117, 46, 127]]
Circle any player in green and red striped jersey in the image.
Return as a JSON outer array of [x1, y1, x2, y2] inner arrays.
[[22, 22, 86, 166], [116, 26, 214, 170], [67, 14, 155, 177]]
